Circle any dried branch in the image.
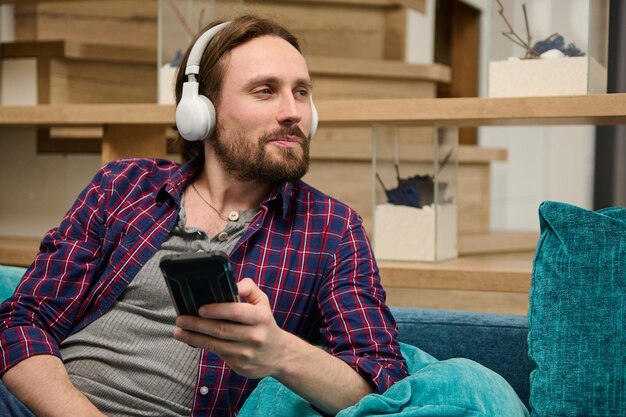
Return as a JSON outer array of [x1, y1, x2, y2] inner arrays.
[[522, 4, 533, 56], [168, 0, 195, 39], [495, 0, 536, 59], [198, 8, 206, 33]]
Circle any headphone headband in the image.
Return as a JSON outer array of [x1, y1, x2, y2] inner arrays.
[[185, 21, 231, 76]]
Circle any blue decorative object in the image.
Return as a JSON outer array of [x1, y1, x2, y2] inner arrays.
[[384, 180, 422, 208], [376, 149, 452, 209], [532, 34, 585, 57], [170, 50, 184, 67], [532, 34, 565, 55]]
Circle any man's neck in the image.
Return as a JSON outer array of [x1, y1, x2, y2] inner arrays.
[[198, 150, 273, 214]]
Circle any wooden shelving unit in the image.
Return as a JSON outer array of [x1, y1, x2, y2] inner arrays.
[[1, 94, 625, 313]]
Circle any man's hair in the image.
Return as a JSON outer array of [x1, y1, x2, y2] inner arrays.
[[175, 15, 301, 162]]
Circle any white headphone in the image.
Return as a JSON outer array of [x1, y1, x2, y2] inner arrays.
[[175, 21, 318, 142]]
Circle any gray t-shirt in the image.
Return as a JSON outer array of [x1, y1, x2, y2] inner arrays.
[[60, 201, 257, 417]]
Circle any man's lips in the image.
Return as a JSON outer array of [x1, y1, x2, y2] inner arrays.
[[268, 136, 302, 148]]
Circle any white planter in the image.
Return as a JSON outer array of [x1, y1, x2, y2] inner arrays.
[[158, 64, 178, 104], [374, 203, 457, 263], [488, 56, 607, 97]]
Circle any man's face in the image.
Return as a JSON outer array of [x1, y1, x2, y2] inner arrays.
[[212, 35, 314, 183]]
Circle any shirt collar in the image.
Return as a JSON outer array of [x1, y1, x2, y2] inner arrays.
[[261, 181, 293, 219], [156, 156, 203, 206], [156, 155, 294, 219]]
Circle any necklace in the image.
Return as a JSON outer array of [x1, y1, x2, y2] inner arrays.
[[190, 182, 229, 221]]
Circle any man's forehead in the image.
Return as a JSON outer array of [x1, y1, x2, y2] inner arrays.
[[224, 35, 311, 84]]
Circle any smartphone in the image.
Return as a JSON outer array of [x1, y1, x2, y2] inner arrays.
[[159, 251, 239, 316]]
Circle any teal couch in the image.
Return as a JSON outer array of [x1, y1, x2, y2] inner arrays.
[[0, 264, 531, 411], [391, 307, 531, 409]]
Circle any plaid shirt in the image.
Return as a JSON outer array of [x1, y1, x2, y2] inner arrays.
[[0, 157, 407, 415]]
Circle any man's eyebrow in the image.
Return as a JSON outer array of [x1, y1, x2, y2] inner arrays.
[[244, 76, 313, 90]]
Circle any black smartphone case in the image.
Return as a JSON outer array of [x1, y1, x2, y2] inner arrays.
[[159, 251, 238, 316]]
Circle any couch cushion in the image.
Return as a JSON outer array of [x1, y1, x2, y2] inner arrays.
[[391, 307, 531, 408], [529, 201, 626, 417], [0, 265, 25, 301]]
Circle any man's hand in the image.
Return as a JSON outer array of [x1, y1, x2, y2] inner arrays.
[[173, 278, 287, 378], [173, 278, 373, 414]]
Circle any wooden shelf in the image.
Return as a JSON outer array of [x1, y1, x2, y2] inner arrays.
[[317, 94, 626, 126], [458, 231, 538, 256], [0, 104, 174, 126], [1, 40, 156, 64], [0, 235, 532, 315], [0, 237, 39, 267], [306, 56, 450, 83], [1, 94, 625, 127], [379, 251, 533, 293], [0, 234, 536, 285]]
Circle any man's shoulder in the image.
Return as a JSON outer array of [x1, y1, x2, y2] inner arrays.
[[96, 158, 183, 186], [94, 158, 185, 197], [101, 158, 181, 177], [291, 180, 360, 220]]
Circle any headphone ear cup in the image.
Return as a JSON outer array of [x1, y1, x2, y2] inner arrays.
[[176, 81, 216, 141], [309, 97, 318, 139]]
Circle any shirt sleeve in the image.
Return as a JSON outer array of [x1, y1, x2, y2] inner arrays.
[[0, 166, 108, 376], [317, 208, 409, 394]]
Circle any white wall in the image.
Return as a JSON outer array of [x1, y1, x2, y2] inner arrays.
[[480, 125, 595, 230], [406, 0, 436, 64]]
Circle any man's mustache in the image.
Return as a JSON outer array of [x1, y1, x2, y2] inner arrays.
[[261, 126, 308, 144]]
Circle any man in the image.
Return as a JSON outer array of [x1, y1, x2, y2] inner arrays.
[[0, 15, 408, 416]]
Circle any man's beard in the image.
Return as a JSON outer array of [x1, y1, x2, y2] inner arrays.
[[212, 125, 310, 183]]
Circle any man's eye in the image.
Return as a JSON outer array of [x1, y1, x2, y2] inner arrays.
[[254, 88, 272, 95], [295, 89, 309, 97]]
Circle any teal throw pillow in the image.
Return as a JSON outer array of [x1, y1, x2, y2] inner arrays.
[[529, 201, 625, 417]]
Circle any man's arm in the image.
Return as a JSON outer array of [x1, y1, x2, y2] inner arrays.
[[2, 355, 106, 417], [265, 330, 374, 413], [174, 278, 373, 414]]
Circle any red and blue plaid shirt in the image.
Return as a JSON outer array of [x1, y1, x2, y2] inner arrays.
[[0, 157, 408, 415]]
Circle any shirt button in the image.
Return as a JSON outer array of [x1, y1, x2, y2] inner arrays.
[[217, 231, 228, 242], [228, 211, 239, 221], [199, 386, 209, 395]]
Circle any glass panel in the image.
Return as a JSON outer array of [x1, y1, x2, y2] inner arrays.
[[372, 125, 458, 263]]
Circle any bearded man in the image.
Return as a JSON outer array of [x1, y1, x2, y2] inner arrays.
[[0, 15, 408, 417]]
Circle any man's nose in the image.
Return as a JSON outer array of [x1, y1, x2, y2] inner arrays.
[[276, 93, 302, 126]]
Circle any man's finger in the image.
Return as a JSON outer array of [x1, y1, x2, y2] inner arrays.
[[236, 278, 269, 306]]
